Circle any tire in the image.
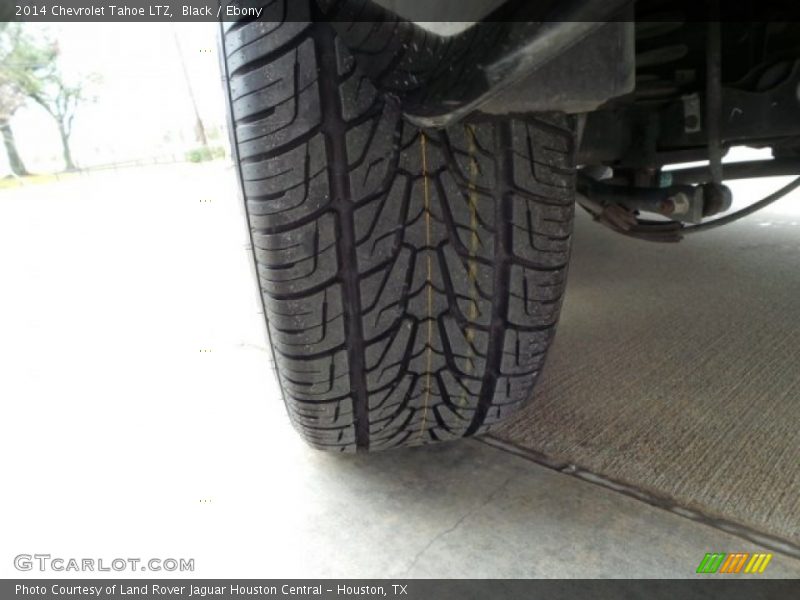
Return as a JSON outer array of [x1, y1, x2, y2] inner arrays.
[[220, 3, 576, 452]]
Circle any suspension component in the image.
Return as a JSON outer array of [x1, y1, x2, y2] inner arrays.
[[577, 174, 732, 224]]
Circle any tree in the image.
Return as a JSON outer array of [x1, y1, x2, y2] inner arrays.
[[0, 24, 33, 176], [27, 72, 87, 171], [172, 26, 208, 149], [0, 25, 96, 172], [0, 75, 29, 177], [17, 39, 92, 172]]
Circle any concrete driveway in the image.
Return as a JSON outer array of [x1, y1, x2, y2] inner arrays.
[[1, 162, 799, 578]]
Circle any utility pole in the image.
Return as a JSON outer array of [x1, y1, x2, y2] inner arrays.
[[171, 25, 208, 148]]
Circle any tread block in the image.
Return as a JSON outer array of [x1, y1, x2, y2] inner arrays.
[[253, 212, 338, 295], [510, 119, 575, 202], [236, 80, 321, 153], [230, 39, 316, 120], [226, 4, 311, 74], [246, 167, 330, 229]]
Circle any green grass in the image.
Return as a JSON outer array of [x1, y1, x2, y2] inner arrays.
[[185, 146, 227, 163], [0, 172, 79, 190]]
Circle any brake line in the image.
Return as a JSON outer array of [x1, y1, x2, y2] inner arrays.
[[577, 175, 800, 241], [681, 176, 800, 234]]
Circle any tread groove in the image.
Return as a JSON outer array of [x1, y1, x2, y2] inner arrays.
[[314, 20, 371, 450]]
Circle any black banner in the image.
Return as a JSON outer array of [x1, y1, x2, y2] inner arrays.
[[3, 0, 800, 23], [4, 580, 800, 600]]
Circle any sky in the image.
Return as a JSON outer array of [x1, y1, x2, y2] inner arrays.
[[1, 22, 228, 174]]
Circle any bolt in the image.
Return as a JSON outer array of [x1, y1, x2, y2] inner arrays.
[[659, 199, 675, 215], [667, 192, 691, 215]]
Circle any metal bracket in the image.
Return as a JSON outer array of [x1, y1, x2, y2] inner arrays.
[[577, 174, 732, 225]]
